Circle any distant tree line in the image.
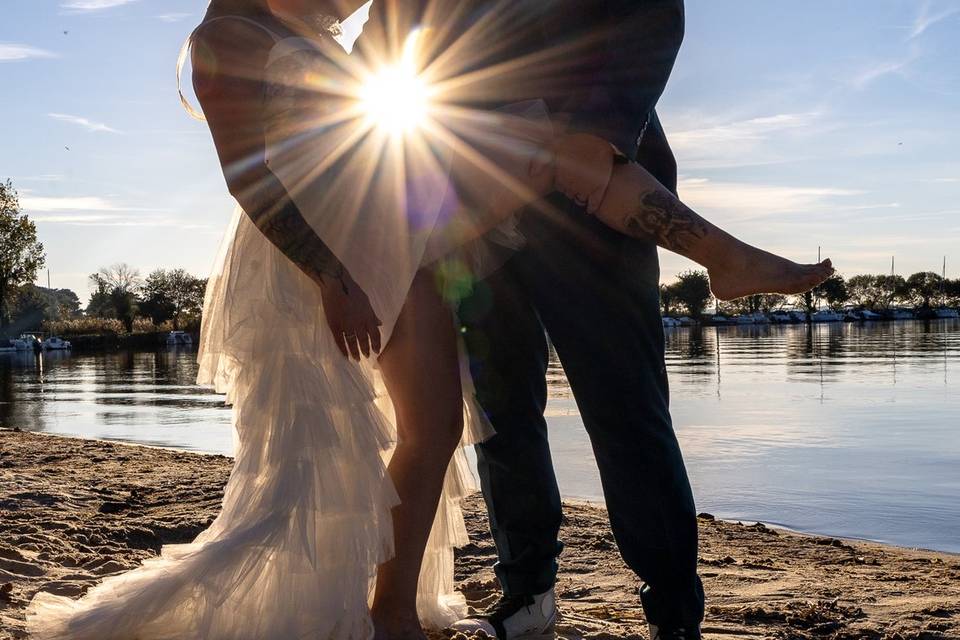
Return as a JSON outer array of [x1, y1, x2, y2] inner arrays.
[[660, 270, 960, 318], [0, 180, 206, 339], [3, 178, 959, 337], [85, 263, 206, 334]]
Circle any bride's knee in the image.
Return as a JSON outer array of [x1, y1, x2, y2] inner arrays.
[[400, 405, 464, 457]]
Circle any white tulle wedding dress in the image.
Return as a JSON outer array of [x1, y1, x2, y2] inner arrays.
[[25, 12, 496, 640]]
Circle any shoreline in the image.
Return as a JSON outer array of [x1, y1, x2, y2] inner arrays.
[[559, 495, 960, 559], [17, 428, 960, 559], [2, 428, 959, 639]]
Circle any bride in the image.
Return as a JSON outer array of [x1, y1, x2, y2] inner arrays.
[[26, 1, 832, 638]]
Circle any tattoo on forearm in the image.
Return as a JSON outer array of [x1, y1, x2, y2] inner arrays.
[[246, 186, 348, 294], [623, 190, 709, 253]]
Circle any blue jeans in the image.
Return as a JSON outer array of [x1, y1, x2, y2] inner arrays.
[[456, 0, 704, 623], [459, 132, 704, 626]]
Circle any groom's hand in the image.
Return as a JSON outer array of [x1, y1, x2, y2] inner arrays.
[[549, 133, 618, 215]]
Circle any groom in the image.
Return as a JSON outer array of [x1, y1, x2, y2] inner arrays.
[[365, 1, 702, 638]]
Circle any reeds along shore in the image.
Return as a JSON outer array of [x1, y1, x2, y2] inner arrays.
[[1, 428, 958, 640]]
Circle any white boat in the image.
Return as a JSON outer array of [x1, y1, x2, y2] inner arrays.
[[845, 309, 882, 322], [166, 331, 193, 346], [42, 336, 72, 350], [811, 309, 843, 323], [934, 308, 959, 319], [661, 317, 679, 328], [20, 334, 42, 351], [0, 338, 31, 353]]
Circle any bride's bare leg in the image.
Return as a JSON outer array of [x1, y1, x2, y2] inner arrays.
[[373, 269, 464, 640], [546, 134, 833, 300]]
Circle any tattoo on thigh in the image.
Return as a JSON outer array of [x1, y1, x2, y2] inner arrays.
[[624, 190, 708, 252]]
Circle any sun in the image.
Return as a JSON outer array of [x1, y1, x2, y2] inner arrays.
[[359, 30, 431, 136], [360, 64, 430, 135]]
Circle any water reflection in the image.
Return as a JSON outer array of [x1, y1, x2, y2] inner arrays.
[[1, 320, 958, 551], [0, 348, 231, 452], [544, 320, 960, 551]]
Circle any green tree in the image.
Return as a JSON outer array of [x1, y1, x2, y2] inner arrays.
[[813, 274, 849, 310], [845, 274, 881, 309], [8, 285, 80, 332], [671, 270, 713, 318], [797, 290, 815, 321], [140, 268, 206, 329], [728, 294, 787, 315], [0, 180, 46, 335], [659, 283, 676, 317], [876, 274, 908, 309], [945, 278, 960, 307], [905, 271, 943, 309], [88, 263, 141, 332]]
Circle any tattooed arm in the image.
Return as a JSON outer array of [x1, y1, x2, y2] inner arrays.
[[191, 19, 381, 360], [237, 167, 348, 293]]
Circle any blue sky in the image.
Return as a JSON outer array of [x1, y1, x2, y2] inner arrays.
[[2, 0, 958, 299]]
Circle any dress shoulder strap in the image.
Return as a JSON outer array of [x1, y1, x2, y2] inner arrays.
[[192, 14, 285, 42], [176, 14, 285, 120]]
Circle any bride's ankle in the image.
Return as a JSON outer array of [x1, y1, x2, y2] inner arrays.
[[371, 603, 420, 626], [371, 606, 426, 640]]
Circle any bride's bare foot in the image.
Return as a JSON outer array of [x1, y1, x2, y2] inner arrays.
[[707, 241, 834, 301], [371, 607, 427, 640]]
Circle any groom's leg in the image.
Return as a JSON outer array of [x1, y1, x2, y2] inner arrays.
[[459, 262, 563, 596], [515, 195, 704, 629]]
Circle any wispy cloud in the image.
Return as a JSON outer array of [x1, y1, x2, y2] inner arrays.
[[61, 0, 138, 11], [21, 195, 124, 212], [10, 174, 66, 183], [155, 12, 192, 23], [0, 44, 57, 62], [666, 112, 821, 170], [48, 113, 120, 133], [21, 194, 199, 227], [850, 53, 917, 90], [678, 177, 862, 219], [909, 2, 959, 40], [670, 112, 818, 147]]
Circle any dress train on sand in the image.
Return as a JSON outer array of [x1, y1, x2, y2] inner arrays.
[[26, 20, 492, 640]]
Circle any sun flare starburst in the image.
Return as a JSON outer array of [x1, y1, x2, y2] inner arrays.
[[359, 29, 432, 136]]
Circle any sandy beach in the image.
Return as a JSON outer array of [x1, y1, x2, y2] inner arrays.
[[1, 427, 958, 640]]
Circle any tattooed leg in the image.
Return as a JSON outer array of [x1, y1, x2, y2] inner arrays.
[[576, 153, 834, 301]]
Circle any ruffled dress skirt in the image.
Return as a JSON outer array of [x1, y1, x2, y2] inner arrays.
[[25, 27, 551, 639], [25, 204, 490, 639]]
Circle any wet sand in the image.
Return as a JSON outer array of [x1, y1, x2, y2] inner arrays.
[[1, 428, 958, 639]]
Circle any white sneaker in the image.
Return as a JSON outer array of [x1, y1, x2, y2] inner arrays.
[[451, 588, 557, 639]]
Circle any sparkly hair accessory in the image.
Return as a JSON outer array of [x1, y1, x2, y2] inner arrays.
[[308, 12, 344, 39]]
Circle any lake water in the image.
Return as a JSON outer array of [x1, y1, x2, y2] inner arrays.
[[2, 320, 958, 553]]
